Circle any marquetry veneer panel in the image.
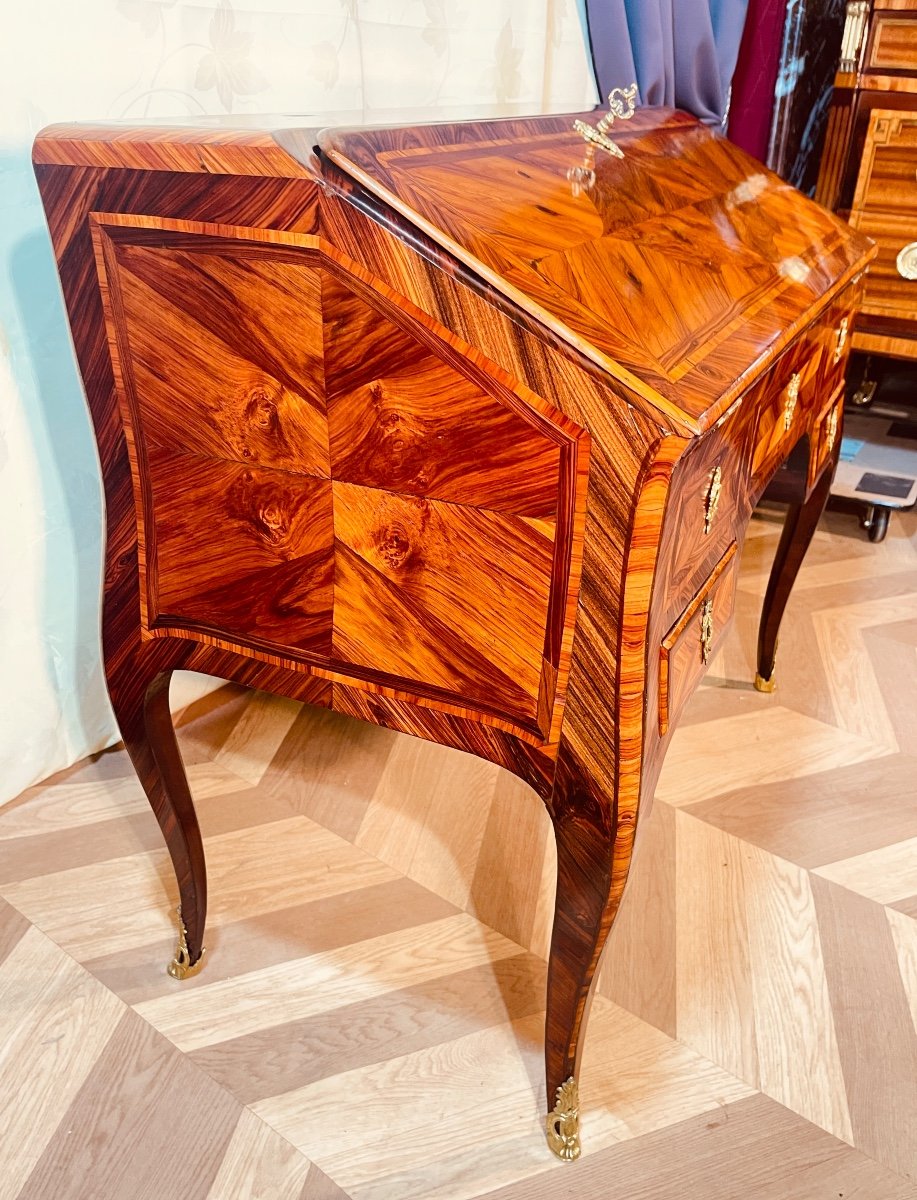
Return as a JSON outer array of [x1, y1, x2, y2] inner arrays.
[[866, 13, 917, 72], [849, 209, 917, 324], [93, 219, 583, 738], [851, 112, 917, 215]]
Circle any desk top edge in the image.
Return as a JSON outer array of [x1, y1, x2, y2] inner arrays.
[[33, 108, 876, 433]]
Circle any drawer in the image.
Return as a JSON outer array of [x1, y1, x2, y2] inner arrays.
[[811, 287, 858, 400], [848, 209, 917, 325], [852, 111, 917, 216], [659, 543, 737, 736], [663, 418, 744, 617], [865, 13, 917, 72], [749, 340, 816, 493], [810, 391, 844, 488], [748, 298, 855, 496]]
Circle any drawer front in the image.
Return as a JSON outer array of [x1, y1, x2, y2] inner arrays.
[[662, 417, 744, 618], [659, 543, 737, 736], [852, 111, 917, 216], [810, 390, 844, 488], [749, 340, 817, 494], [819, 287, 858, 390], [749, 297, 855, 497], [866, 14, 917, 72], [849, 209, 917, 324]]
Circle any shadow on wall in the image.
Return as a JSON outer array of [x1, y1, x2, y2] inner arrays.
[[1, 145, 116, 795]]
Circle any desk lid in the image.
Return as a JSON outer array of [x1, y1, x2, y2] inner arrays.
[[319, 107, 875, 433]]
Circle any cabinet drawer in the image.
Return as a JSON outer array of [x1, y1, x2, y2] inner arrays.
[[865, 14, 917, 72], [663, 424, 743, 617], [849, 209, 917, 324], [749, 300, 854, 496], [852, 111, 917, 217], [659, 543, 737, 736], [749, 342, 816, 493], [810, 391, 844, 488]]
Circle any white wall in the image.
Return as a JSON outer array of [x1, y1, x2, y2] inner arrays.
[[0, 0, 596, 802]]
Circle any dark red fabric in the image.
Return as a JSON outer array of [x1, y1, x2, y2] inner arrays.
[[727, 0, 788, 160]]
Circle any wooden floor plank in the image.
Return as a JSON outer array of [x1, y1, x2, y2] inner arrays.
[[252, 1000, 753, 1199], [887, 908, 917, 1039], [813, 835, 917, 905], [84, 876, 457, 1006], [683, 753, 917, 869], [674, 811, 758, 1086], [134, 913, 524, 1052], [188, 953, 547, 1103], [213, 689, 303, 785], [742, 838, 852, 1142], [657, 707, 886, 809], [2, 816, 400, 961], [473, 1093, 917, 1200], [0, 895, 31, 967], [260, 705, 399, 844], [16, 1010, 241, 1200], [598, 799, 677, 1035], [202, 1108, 313, 1200], [0, 928, 126, 1200], [812, 875, 917, 1180]]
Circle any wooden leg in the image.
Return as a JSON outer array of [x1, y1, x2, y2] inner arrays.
[[543, 742, 630, 1161], [756, 454, 836, 692], [107, 649, 207, 977]]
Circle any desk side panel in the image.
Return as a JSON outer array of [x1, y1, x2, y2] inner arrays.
[[34, 156, 649, 793]]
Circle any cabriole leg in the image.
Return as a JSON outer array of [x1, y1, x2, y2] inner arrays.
[[544, 743, 631, 1161], [756, 452, 837, 692], [106, 651, 207, 978]]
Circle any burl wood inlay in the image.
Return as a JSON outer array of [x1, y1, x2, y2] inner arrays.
[[93, 217, 577, 736], [35, 106, 874, 1161]]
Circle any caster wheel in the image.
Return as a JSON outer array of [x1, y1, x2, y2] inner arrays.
[[867, 508, 890, 543]]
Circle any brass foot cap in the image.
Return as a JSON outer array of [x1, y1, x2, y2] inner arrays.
[[167, 906, 205, 979], [167, 947, 206, 980], [546, 1077, 581, 1161], [754, 672, 776, 694]]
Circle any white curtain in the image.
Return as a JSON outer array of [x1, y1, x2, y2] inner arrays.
[[0, 2, 597, 805]]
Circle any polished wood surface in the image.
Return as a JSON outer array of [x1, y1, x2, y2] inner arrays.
[[319, 108, 869, 433], [851, 110, 917, 212], [33, 105, 873, 1158], [849, 206, 917, 324], [868, 11, 917, 69], [815, 1, 917, 360]]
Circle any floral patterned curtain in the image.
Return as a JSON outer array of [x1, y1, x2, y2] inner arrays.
[[0, 0, 597, 804]]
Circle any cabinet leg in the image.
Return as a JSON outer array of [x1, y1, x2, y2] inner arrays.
[[756, 455, 835, 691], [107, 652, 207, 978], [544, 744, 630, 1161]]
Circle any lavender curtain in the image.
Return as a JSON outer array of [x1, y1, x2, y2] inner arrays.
[[584, 0, 750, 126]]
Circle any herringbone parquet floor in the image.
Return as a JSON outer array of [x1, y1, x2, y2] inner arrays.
[[1, 503, 916, 1200]]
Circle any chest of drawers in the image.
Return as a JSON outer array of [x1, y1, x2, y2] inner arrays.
[[34, 104, 873, 1160], [817, 0, 917, 359]]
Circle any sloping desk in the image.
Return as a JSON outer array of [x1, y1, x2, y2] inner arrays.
[[34, 107, 873, 1160]]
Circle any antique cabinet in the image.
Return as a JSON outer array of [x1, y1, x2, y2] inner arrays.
[[34, 103, 873, 1160], [817, 0, 917, 359]]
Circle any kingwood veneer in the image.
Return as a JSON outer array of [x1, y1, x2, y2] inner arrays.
[[34, 104, 874, 1161]]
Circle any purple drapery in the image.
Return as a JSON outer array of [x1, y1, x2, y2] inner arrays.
[[584, 0, 750, 127], [727, 0, 788, 161]]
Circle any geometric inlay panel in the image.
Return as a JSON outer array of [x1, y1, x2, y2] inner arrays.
[[98, 226, 581, 737]]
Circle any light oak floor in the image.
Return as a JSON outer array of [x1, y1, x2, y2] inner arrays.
[[2, 502, 916, 1200]]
